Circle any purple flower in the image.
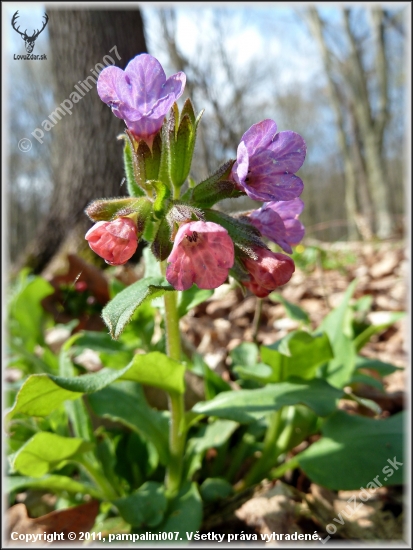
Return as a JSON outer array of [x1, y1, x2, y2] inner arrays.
[[97, 54, 186, 146], [231, 119, 306, 202], [250, 198, 305, 254], [166, 221, 234, 291]]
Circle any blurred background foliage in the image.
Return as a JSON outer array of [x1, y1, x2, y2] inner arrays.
[[5, 4, 408, 270]]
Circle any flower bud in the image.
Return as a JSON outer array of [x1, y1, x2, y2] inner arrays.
[[242, 247, 295, 298], [85, 217, 138, 266]]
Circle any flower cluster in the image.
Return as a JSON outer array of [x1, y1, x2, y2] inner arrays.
[[85, 53, 306, 298]]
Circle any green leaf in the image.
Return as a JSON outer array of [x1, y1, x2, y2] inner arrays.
[[192, 379, 342, 423], [143, 246, 162, 278], [344, 391, 383, 414], [177, 286, 214, 317], [354, 312, 405, 352], [6, 374, 83, 420], [8, 475, 101, 497], [230, 342, 259, 368], [59, 342, 96, 442], [316, 281, 358, 388], [157, 482, 202, 539], [198, 355, 231, 400], [355, 356, 403, 376], [190, 420, 238, 454], [8, 276, 54, 352], [88, 382, 170, 465], [7, 351, 184, 421], [200, 478, 234, 502], [323, 333, 356, 389], [297, 410, 404, 489], [72, 331, 125, 355], [114, 482, 167, 528], [260, 332, 334, 382], [269, 292, 310, 324], [102, 276, 174, 339], [11, 432, 93, 477], [233, 363, 273, 384], [350, 372, 384, 392], [319, 279, 357, 340], [123, 352, 185, 394]]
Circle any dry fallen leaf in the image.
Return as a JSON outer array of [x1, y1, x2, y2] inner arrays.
[[7, 500, 100, 545]]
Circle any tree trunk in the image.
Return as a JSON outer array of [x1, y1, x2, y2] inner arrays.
[[307, 8, 360, 241], [342, 8, 393, 238], [17, 9, 147, 273]]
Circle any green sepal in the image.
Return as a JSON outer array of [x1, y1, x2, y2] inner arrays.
[[122, 134, 145, 198], [190, 180, 242, 208], [170, 114, 195, 188], [229, 256, 251, 282], [151, 218, 173, 262], [151, 181, 171, 220], [122, 131, 163, 197], [85, 197, 152, 230], [166, 203, 205, 227], [180, 98, 196, 124], [182, 160, 237, 206], [158, 103, 204, 191], [133, 134, 162, 186], [158, 111, 175, 188], [145, 133, 162, 181], [204, 209, 265, 257]]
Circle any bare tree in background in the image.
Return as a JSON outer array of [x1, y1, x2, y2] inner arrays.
[[158, 8, 269, 185], [16, 10, 147, 273], [307, 6, 398, 239]]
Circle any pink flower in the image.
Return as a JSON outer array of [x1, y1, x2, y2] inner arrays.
[[242, 247, 295, 298], [85, 217, 138, 266], [166, 221, 234, 291]]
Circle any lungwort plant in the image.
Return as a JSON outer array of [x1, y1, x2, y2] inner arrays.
[[6, 54, 404, 539]]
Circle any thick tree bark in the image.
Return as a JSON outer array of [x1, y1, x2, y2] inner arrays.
[[17, 9, 147, 273]]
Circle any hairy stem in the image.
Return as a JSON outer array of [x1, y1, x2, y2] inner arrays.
[[161, 260, 186, 496]]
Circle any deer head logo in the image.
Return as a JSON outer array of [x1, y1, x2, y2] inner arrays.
[[11, 11, 49, 54]]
